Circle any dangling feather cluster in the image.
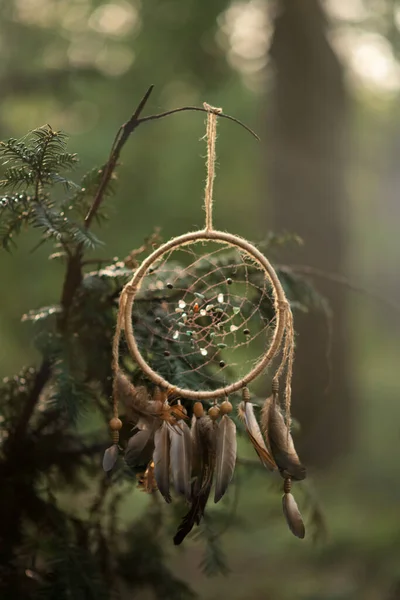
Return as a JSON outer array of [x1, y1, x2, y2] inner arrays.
[[106, 372, 306, 542], [110, 372, 237, 544], [238, 386, 307, 538]]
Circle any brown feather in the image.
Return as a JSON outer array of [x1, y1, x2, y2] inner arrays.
[[173, 415, 216, 545], [153, 422, 171, 503], [214, 415, 237, 503], [169, 420, 192, 500], [115, 370, 153, 425], [116, 373, 180, 427], [137, 461, 157, 494], [125, 427, 155, 468], [115, 372, 157, 425], [168, 404, 188, 421], [143, 461, 157, 494], [197, 416, 217, 494], [282, 492, 305, 539], [238, 401, 277, 471], [191, 414, 202, 476], [261, 395, 306, 481]]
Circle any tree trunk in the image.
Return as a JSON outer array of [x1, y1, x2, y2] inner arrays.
[[267, 0, 351, 467]]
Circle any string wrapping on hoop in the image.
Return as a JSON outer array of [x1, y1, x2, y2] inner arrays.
[[203, 103, 222, 232]]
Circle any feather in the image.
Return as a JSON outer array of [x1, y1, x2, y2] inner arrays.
[[168, 403, 188, 421], [173, 489, 209, 545], [115, 372, 148, 424], [282, 492, 305, 539], [197, 415, 217, 494], [169, 420, 192, 500], [238, 401, 277, 471], [191, 414, 202, 476], [214, 415, 237, 503], [173, 415, 216, 545], [153, 422, 171, 503], [143, 461, 157, 494], [261, 395, 306, 481], [125, 427, 155, 468], [102, 444, 119, 472], [116, 372, 167, 427]]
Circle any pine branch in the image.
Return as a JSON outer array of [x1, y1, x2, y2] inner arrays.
[[6, 360, 51, 451]]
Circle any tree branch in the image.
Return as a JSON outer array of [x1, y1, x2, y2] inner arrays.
[[84, 85, 155, 229], [138, 106, 260, 140]]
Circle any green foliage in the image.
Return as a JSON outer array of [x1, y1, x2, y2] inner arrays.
[[69, 166, 116, 222], [0, 126, 103, 252], [0, 126, 78, 191], [197, 516, 231, 577]]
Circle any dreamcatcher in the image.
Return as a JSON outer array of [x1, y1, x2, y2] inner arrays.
[[103, 104, 306, 544]]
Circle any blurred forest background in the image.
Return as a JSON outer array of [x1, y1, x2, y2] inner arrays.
[[1, 0, 400, 598]]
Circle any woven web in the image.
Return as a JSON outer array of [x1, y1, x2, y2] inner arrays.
[[130, 241, 276, 392]]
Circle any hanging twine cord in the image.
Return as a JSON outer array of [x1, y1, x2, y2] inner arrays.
[[203, 103, 222, 232], [274, 306, 295, 431], [110, 292, 126, 420]]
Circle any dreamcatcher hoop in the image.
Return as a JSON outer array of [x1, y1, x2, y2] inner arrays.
[[120, 229, 290, 400]]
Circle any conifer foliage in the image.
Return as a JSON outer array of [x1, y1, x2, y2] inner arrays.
[[0, 95, 325, 598]]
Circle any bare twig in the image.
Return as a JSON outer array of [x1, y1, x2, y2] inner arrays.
[[84, 85, 155, 229], [280, 264, 400, 313], [139, 106, 259, 140]]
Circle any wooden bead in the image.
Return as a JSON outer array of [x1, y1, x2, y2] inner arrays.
[[109, 417, 122, 431], [193, 402, 204, 418], [208, 405, 220, 420], [220, 399, 233, 415], [283, 477, 292, 494]]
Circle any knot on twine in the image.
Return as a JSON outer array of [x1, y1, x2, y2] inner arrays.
[[125, 283, 137, 296], [277, 300, 289, 311], [203, 102, 223, 115]]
